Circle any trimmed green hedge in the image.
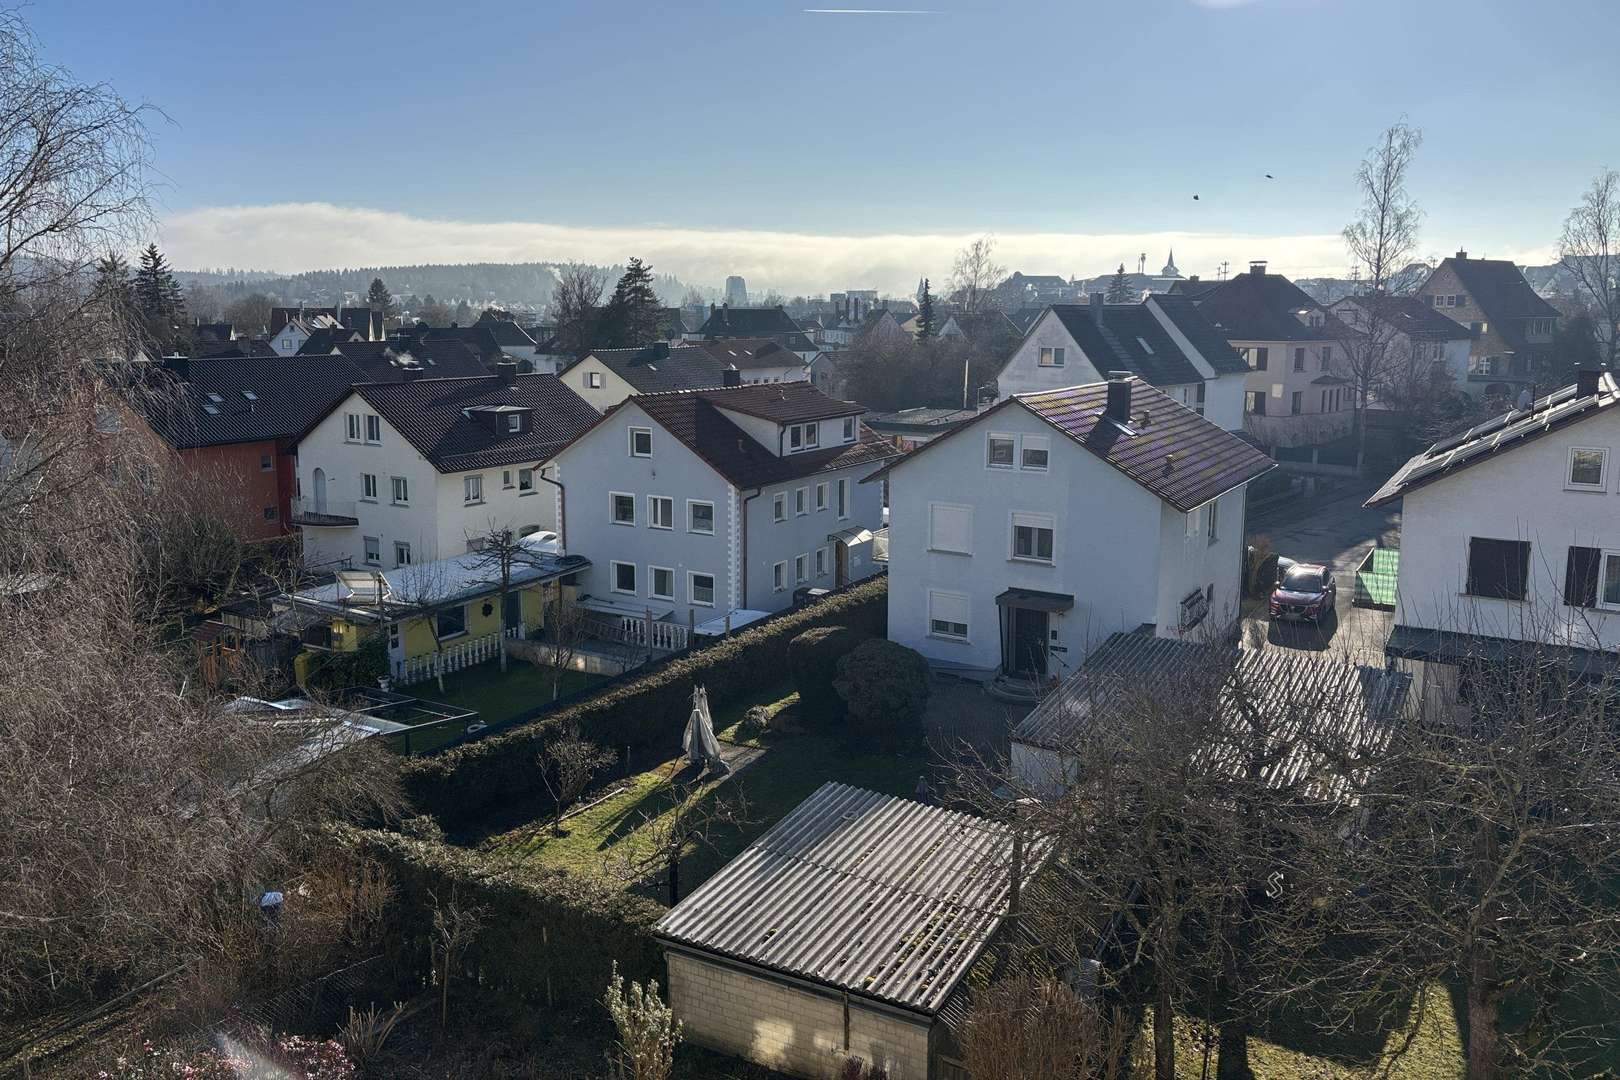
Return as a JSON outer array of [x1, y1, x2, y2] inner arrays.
[[334, 825, 665, 1006], [402, 576, 888, 829], [788, 625, 870, 727]]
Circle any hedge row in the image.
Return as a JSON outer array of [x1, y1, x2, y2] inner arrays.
[[333, 825, 665, 1006], [401, 575, 889, 828]]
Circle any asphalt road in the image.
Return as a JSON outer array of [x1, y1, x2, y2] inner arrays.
[[1243, 480, 1400, 663]]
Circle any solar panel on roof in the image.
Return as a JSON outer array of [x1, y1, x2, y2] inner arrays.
[[1428, 431, 1470, 455], [1401, 457, 1452, 483]]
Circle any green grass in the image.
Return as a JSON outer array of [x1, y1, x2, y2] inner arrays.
[[421, 659, 604, 727], [482, 680, 928, 898]]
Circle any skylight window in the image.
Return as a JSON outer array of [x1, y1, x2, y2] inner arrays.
[[242, 390, 258, 401], [206, 392, 224, 403], [1137, 337, 1154, 355], [202, 405, 220, 415]]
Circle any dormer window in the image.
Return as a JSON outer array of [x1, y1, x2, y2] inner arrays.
[[786, 422, 820, 452], [506, 413, 522, 433], [842, 416, 856, 442]]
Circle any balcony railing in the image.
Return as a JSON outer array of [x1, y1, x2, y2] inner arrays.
[[393, 626, 524, 685], [289, 496, 359, 527]]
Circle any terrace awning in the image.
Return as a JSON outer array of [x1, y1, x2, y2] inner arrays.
[[828, 526, 874, 546], [995, 587, 1074, 613]]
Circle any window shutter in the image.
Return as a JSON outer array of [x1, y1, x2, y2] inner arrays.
[[929, 503, 972, 553], [1564, 546, 1601, 608]]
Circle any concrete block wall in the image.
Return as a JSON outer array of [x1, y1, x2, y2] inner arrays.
[[666, 951, 930, 1079]]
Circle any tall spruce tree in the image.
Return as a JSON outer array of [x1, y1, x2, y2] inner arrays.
[[1105, 263, 1135, 303], [917, 278, 937, 339], [366, 276, 396, 317], [132, 243, 187, 353], [598, 257, 664, 348]]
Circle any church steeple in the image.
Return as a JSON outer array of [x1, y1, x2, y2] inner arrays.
[[1161, 248, 1182, 278]]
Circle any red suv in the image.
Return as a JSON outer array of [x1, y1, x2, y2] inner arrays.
[[1269, 562, 1336, 622]]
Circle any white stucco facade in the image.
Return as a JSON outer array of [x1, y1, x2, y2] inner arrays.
[[293, 390, 561, 570], [882, 403, 1248, 681]]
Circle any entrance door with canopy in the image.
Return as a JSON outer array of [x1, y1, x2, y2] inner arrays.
[[995, 588, 1073, 677]]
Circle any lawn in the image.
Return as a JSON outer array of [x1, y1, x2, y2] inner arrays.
[[419, 658, 604, 727], [482, 681, 931, 899]]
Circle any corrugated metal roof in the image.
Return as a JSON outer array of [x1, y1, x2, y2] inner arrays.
[[1012, 632, 1410, 804], [655, 782, 1045, 1015]]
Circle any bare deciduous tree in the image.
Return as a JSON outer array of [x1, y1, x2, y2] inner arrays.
[[960, 973, 1129, 1080], [538, 725, 616, 836], [1558, 167, 1619, 366], [611, 779, 748, 905], [549, 261, 607, 356], [949, 235, 1006, 313], [429, 890, 486, 1031]]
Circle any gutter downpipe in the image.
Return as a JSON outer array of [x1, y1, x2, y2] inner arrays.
[[738, 486, 763, 615], [536, 462, 566, 550]]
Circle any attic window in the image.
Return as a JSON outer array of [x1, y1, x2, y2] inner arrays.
[[202, 405, 220, 415], [207, 393, 224, 403], [242, 390, 258, 401]]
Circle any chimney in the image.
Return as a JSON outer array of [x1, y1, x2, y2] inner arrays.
[[649, 342, 670, 361], [722, 367, 742, 387], [400, 364, 422, 381], [1249, 261, 1267, 277], [162, 354, 190, 380], [1189, 274, 1200, 283], [1455, 249, 1468, 260], [1105, 371, 1133, 423], [1089, 291, 1105, 322], [1576, 364, 1605, 398], [496, 360, 518, 386]]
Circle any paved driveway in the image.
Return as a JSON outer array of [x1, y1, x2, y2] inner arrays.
[[1243, 481, 1400, 664]]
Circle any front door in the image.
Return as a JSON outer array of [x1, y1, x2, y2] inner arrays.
[[503, 590, 523, 635], [835, 542, 850, 588], [1005, 607, 1048, 676]]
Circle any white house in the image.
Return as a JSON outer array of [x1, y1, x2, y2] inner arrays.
[[993, 293, 1250, 432], [546, 382, 899, 629], [291, 364, 600, 570], [1366, 367, 1620, 707], [559, 340, 811, 413], [1327, 294, 1474, 404], [869, 374, 1275, 685], [1170, 262, 1353, 449]]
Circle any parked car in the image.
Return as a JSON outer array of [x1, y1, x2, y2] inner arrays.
[[1269, 562, 1336, 622]]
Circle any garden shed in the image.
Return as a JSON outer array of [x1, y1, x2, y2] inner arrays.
[[655, 782, 1041, 1080]]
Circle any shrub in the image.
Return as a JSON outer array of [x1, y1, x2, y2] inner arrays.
[[736, 705, 770, 739], [402, 576, 888, 830], [787, 625, 870, 727], [833, 640, 930, 753], [604, 961, 681, 1080]]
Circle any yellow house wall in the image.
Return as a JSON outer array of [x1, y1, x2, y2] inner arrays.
[[395, 580, 573, 661]]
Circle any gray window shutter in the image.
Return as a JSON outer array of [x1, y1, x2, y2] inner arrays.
[[1564, 546, 1600, 608]]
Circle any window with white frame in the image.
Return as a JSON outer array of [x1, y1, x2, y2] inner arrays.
[[816, 482, 828, 511], [360, 473, 378, 501], [464, 474, 483, 504], [795, 487, 808, 515], [836, 478, 849, 518], [611, 492, 636, 525], [365, 414, 381, 443], [390, 476, 409, 505], [772, 561, 787, 591], [1601, 551, 1620, 609], [587, 370, 603, 388], [688, 500, 715, 534], [363, 536, 381, 565], [795, 553, 808, 584], [506, 414, 522, 433], [842, 416, 856, 442], [502, 470, 514, 489], [436, 604, 467, 640], [260, 453, 274, 472], [518, 467, 534, 493], [772, 493, 786, 522], [1038, 346, 1065, 368], [928, 590, 970, 640], [393, 540, 412, 566], [345, 413, 361, 441], [987, 433, 1016, 468], [649, 566, 675, 601], [1206, 497, 1219, 543], [928, 503, 973, 554], [649, 495, 674, 529], [629, 427, 652, 457], [786, 422, 821, 452], [611, 561, 637, 595], [1021, 435, 1049, 471], [1567, 447, 1608, 491], [1011, 512, 1055, 562], [815, 547, 828, 576], [690, 572, 716, 607]]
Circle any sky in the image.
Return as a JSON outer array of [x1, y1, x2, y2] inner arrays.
[[27, 0, 1620, 295]]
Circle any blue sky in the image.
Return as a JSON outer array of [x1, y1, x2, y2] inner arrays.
[[29, 0, 1620, 292]]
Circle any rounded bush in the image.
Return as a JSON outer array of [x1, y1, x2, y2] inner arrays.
[[787, 625, 870, 727], [833, 639, 930, 753]]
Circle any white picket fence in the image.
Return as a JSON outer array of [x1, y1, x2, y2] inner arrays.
[[394, 626, 524, 685], [579, 611, 691, 654]]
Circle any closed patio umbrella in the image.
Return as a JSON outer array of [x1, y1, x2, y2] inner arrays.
[[683, 684, 724, 771]]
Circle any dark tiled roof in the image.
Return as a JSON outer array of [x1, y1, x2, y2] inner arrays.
[[1166, 278, 1220, 300], [1043, 303, 1206, 387], [698, 380, 861, 423], [697, 305, 803, 339], [128, 354, 374, 449], [1148, 294, 1250, 375], [615, 385, 897, 489], [471, 316, 539, 348], [270, 307, 381, 339], [941, 310, 1021, 347], [688, 338, 806, 371], [1441, 256, 1559, 321], [655, 781, 1038, 1014], [1337, 294, 1473, 339], [1173, 270, 1343, 342], [569, 344, 736, 395], [1006, 306, 1046, 333], [296, 327, 363, 354], [1366, 373, 1618, 506], [1012, 631, 1409, 803], [334, 339, 492, 379], [351, 374, 599, 473], [868, 379, 1275, 513]]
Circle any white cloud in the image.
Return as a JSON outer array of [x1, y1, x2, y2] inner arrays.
[[159, 201, 1542, 295]]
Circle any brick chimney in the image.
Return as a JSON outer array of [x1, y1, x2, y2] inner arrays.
[[1105, 371, 1133, 423], [1090, 291, 1105, 322], [1249, 261, 1267, 277], [723, 367, 742, 387], [162, 354, 190, 380], [1576, 364, 1605, 398], [496, 360, 518, 386], [1455, 249, 1468, 260]]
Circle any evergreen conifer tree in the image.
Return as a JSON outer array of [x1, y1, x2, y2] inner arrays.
[[598, 257, 664, 347], [132, 243, 187, 352], [366, 276, 396, 317], [1105, 263, 1135, 304], [917, 278, 937, 339]]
